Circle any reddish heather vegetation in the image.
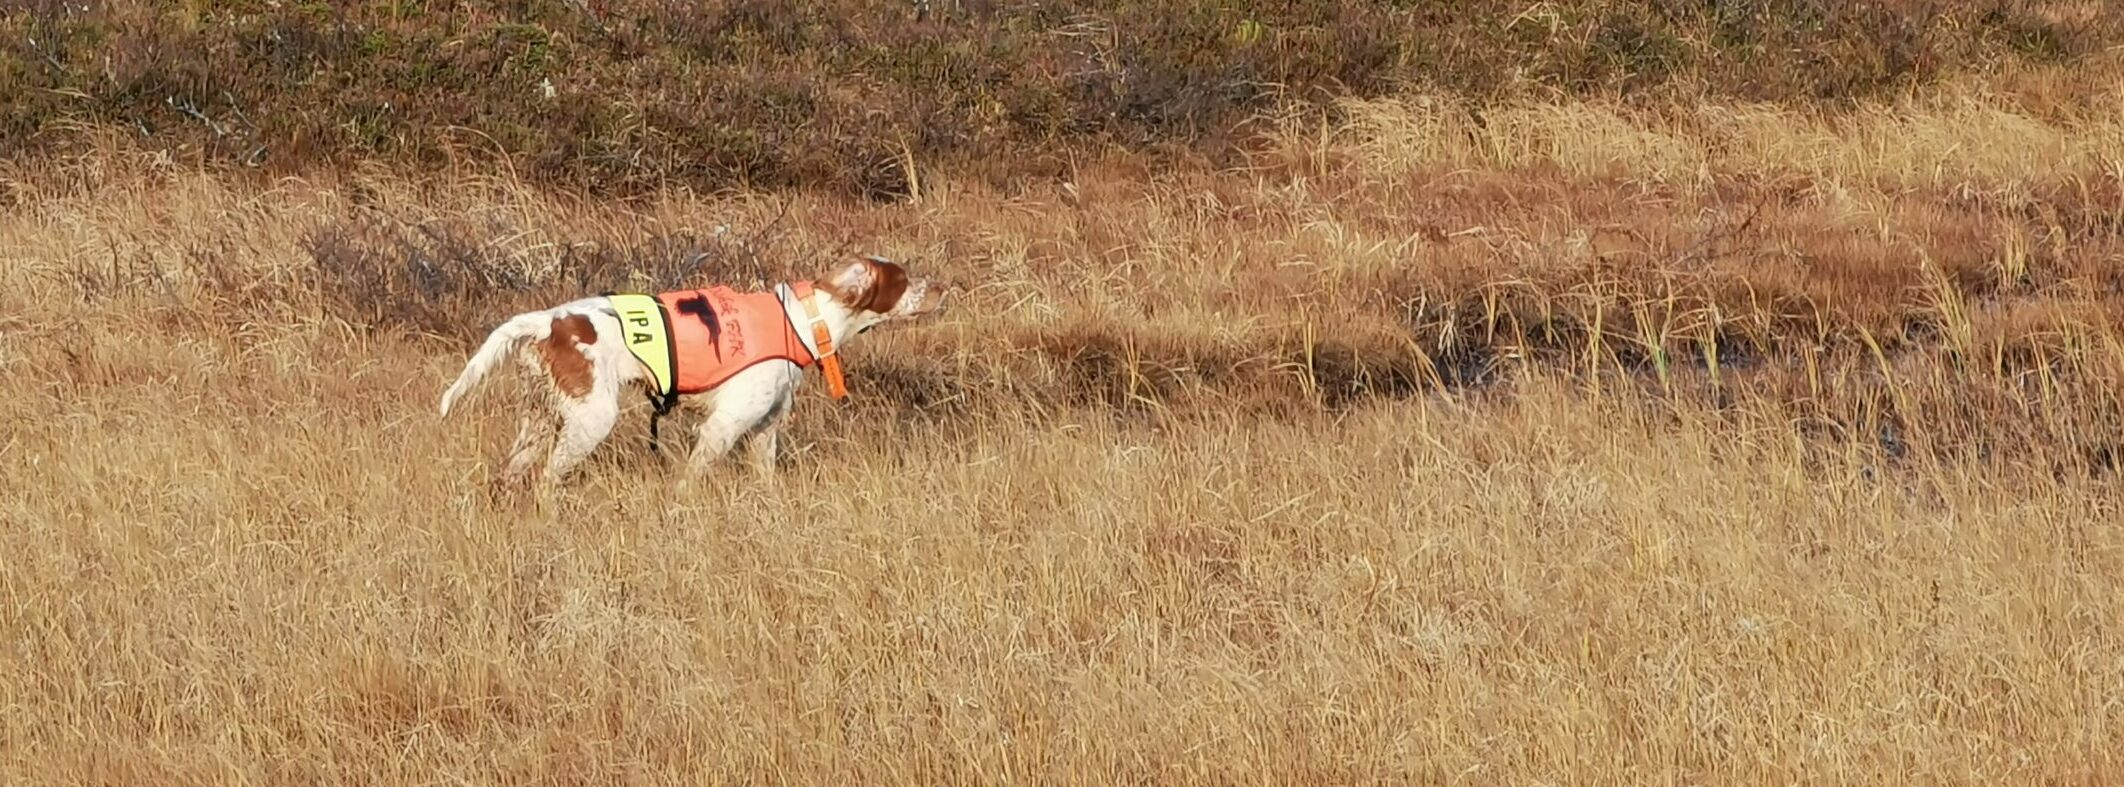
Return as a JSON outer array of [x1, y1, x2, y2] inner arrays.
[[5, 0, 2116, 196]]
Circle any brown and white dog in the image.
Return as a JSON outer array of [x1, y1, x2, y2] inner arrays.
[[438, 255, 946, 486]]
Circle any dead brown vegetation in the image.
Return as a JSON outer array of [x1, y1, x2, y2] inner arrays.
[[4, 65, 2124, 784]]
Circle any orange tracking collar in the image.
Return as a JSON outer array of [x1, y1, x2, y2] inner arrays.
[[789, 282, 849, 401]]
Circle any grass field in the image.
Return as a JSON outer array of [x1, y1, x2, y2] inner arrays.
[[7, 43, 2124, 785]]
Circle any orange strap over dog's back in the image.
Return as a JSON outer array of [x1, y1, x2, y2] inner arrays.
[[790, 282, 849, 401]]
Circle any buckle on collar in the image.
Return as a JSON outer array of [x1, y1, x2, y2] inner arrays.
[[786, 283, 849, 401]]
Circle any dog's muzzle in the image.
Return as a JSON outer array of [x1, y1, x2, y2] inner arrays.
[[915, 283, 952, 315]]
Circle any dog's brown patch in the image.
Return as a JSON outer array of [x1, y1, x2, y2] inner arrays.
[[827, 257, 912, 314], [862, 260, 912, 313], [538, 314, 598, 398]]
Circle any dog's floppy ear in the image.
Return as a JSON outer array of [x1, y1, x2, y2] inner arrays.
[[824, 258, 876, 307], [823, 255, 911, 314]]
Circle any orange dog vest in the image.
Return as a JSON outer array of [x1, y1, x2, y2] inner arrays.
[[657, 284, 820, 393], [609, 281, 838, 399]]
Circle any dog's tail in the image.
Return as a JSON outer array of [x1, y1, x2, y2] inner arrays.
[[438, 311, 554, 418]]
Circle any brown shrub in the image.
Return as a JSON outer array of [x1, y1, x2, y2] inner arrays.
[[4, 0, 2120, 195]]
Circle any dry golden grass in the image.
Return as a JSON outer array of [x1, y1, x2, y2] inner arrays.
[[5, 77, 2124, 784]]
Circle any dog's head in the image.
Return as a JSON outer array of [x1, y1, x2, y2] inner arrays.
[[819, 255, 948, 334]]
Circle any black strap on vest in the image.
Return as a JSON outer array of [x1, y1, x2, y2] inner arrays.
[[644, 388, 681, 456]]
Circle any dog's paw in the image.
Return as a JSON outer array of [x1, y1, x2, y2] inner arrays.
[[481, 473, 534, 506]]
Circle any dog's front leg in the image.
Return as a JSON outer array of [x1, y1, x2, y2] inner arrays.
[[678, 363, 797, 487], [680, 411, 751, 484], [746, 424, 782, 480]]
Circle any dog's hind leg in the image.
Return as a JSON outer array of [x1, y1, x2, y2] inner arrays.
[[544, 393, 621, 485], [501, 412, 558, 484]]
